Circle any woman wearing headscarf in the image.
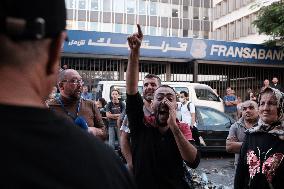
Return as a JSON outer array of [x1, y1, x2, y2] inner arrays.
[[235, 87, 284, 189]]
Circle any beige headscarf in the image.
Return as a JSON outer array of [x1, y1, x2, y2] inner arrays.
[[247, 87, 284, 140]]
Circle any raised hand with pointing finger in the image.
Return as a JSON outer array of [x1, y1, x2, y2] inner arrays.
[[127, 24, 143, 51]]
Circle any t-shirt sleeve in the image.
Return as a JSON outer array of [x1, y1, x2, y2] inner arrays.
[[227, 123, 237, 139], [190, 103, 195, 113], [126, 92, 144, 135], [105, 102, 111, 112], [178, 123, 193, 141]]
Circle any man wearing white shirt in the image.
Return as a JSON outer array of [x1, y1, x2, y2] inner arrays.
[[178, 91, 196, 127]]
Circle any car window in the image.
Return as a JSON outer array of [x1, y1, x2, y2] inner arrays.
[[110, 85, 143, 102], [195, 88, 220, 102], [198, 107, 230, 126], [174, 87, 189, 94]]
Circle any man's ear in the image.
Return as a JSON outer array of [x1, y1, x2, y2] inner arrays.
[[58, 82, 64, 89], [46, 32, 66, 75]]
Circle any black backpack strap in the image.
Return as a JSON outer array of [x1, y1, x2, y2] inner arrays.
[[187, 102, 191, 112]]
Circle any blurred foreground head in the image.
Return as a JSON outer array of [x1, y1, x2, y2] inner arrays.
[[0, 0, 67, 107]]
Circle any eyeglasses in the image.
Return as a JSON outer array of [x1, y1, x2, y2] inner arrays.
[[61, 79, 84, 85]]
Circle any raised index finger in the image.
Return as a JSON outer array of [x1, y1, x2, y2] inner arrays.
[[137, 24, 143, 38]]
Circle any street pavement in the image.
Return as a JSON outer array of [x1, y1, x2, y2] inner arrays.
[[192, 152, 235, 189]]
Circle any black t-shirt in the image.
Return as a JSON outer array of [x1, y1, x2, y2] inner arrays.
[[235, 132, 284, 189], [0, 104, 135, 189], [126, 93, 199, 189]]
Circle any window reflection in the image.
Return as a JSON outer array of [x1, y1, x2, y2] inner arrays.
[[103, 0, 111, 11], [113, 0, 124, 13], [90, 0, 100, 11], [127, 0, 136, 14], [78, 0, 86, 9], [139, 0, 146, 15]]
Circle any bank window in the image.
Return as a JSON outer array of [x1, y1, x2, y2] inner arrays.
[[90, 0, 100, 10], [171, 28, 179, 37], [172, 9, 178, 17], [127, 24, 134, 34], [193, 30, 199, 38], [139, 0, 147, 15], [221, 0, 227, 16], [159, 3, 171, 17], [115, 24, 123, 33], [203, 31, 209, 39], [78, 0, 86, 10], [66, 0, 76, 9], [228, 0, 235, 12], [236, 0, 240, 9], [77, 21, 86, 30], [149, 2, 157, 15], [127, 0, 136, 14], [183, 6, 188, 18], [228, 23, 235, 40], [203, 8, 209, 20], [113, 0, 124, 13], [161, 27, 169, 37], [103, 0, 111, 12], [242, 16, 249, 36], [235, 19, 241, 38], [216, 4, 221, 19], [102, 23, 113, 32], [66, 20, 75, 30], [149, 26, 157, 36], [89, 22, 99, 31], [183, 30, 188, 37], [193, 7, 199, 19]]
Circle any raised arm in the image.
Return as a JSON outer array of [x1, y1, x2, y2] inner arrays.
[[126, 24, 143, 95]]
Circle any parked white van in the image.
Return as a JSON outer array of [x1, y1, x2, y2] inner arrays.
[[95, 81, 224, 112]]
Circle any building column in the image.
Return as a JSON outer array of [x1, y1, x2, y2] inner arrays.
[[166, 63, 171, 82], [119, 61, 125, 80], [193, 60, 198, 83]]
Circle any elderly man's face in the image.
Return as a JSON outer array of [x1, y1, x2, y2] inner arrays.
[[152, 86, 176, 127], [259, 92, 278, 124], [143, 78, 159, 102], [61, 70, 83, 99]]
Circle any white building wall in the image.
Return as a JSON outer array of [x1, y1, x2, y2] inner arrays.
[[212, 0, 280, 44]]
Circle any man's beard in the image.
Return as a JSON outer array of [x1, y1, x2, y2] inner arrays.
[[143, 93, 154, 102], [70, 90, 81, 100]]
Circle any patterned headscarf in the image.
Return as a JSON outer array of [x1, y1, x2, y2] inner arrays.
[[247, 87, 284, 140]]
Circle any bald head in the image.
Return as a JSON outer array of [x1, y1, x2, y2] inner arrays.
[[241, 100, 258, 122]]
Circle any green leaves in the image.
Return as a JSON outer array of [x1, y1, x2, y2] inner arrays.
[[253, 1, 284, 49]]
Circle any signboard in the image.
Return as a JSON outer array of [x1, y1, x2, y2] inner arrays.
[[63, 30, 284, 65]]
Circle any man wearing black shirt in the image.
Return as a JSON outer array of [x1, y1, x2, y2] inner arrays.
[[0, 0, 135, 188], [126, 24, 199, 189]]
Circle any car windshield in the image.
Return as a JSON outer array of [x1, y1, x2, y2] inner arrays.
[[195, 88, 220, 102], [199, 107, 229, 126]]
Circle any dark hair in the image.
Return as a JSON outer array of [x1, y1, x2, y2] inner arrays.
[[144, 74, 161, 86], [111, 89, 120, 94], [98, 98, 107, 107], [180, 90, 188, 97], [156, 85, 176, 94]]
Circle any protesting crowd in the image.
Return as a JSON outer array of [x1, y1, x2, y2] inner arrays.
[[1, 0, 284, 188]]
